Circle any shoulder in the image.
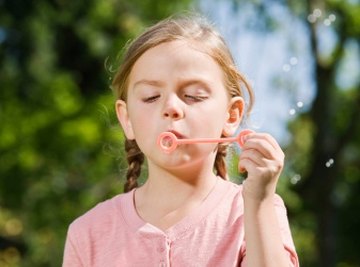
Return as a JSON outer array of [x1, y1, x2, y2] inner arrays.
[[67, 192, 131, 238], [212, 179, 245, 215], [63, 192, 135, 265]]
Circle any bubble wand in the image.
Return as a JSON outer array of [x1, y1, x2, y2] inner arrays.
[[157, 129, 254, 153]]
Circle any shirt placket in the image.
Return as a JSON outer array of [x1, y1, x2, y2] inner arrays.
[[157, 236, 172, 267]]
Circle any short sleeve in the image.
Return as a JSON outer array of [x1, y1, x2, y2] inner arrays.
[[62, 224, 84, 267]]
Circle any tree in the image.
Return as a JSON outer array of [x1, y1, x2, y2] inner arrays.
[[226, 0, 360, 265], [290, 0, 360, 266], [0, 0, 191, 266]]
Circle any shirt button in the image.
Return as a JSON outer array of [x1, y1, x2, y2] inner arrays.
[[157, 246, 165, 253]]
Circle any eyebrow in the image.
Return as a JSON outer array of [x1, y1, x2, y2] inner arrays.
[[177, 79, 211, 90], [132, 79, 164, 89], [132, 77, 213, 92]]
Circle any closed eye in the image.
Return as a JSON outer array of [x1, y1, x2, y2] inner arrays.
[[143, 95, 160, 103], [184, 95, 208, 102]]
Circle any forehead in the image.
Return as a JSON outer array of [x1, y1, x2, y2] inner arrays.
[[128, 40, 224, 84]]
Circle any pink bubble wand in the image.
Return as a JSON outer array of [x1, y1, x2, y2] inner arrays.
[[157, 129, 254, 153]]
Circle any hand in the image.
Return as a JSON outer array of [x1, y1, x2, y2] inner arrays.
[[238, 132, 285, 201]]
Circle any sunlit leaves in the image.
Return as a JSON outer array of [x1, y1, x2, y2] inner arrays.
[[0, 0, 192, 266]]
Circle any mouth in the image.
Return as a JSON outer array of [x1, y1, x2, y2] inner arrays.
[[167, 130, 185, 139]]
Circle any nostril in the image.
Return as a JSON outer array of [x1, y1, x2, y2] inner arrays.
[[164, 110, 180, 119]]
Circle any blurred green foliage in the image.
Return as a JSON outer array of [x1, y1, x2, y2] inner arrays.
[[284, 1, 360, 266], [230, 0, 360, 266], [1, 0, 360, 266], [0, 0, 191, 266]]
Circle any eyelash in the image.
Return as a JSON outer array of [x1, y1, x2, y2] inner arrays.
[[185, 95, 208, 102], [142, 94, 208, 103], [143, 95, 160, 103]]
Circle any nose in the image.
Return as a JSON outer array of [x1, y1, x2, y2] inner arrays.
[[163, 96, 184, 120]]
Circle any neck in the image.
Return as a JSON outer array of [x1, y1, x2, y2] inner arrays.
[[134, 158, 219, 230], [144, 163, 216, 199]]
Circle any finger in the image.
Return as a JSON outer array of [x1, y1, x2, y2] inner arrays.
[[244, 133, 282, 152], [239, 149, 271, 174], [239, 157, 283, 178], [239, 149, 283, 172], [240, 148, 266, 167], [243, 134, 284, 161], [238, 157, 271, 173], [242, 138, 275, 160], [238, 157, 256, 173]]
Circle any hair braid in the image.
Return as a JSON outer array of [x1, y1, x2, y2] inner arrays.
[[124, 139, 144, 192], [214, 144, 228, 180]]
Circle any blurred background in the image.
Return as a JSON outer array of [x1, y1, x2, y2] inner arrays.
[[0, 0, 359, 266]]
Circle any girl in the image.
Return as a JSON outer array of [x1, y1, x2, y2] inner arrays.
[[63, 14, 299, 267]]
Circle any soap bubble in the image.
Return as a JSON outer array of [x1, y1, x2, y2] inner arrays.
[[324, 19, 331, 26], [290, 174, 301, 185], [290, 57, 298, 65], [288, 101, 304, 117], [307, 14, 316, 23], [307, 8, 324, 23], [283, 64, 291, 72], [323, 13, 336, 26], [296, 101, 304, 108], [313, 8, 322, 18], [325, 158, 335, 168], [329, 14, 336, 22]]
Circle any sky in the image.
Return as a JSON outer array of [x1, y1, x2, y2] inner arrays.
[[198, 0, 317, 144], [199, 0, 360, 145]]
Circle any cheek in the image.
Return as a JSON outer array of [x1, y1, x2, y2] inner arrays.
[[127, 100, 147, 127], [203, 99, 228, 120], [127, 106, 158, 141], [192, 108, 227, 135], [129, 112, 148, 133]]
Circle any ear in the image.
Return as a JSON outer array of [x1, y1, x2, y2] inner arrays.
[[115, 100, 135, 140], [222, 97, 245, 137]]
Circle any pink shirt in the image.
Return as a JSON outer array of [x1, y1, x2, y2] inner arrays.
[[63, 178, 299, 266]]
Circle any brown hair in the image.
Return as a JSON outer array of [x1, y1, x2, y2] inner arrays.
[[112, 13, 254, 192]]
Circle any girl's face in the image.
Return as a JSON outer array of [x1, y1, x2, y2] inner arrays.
[[116, 40, 243, 169]]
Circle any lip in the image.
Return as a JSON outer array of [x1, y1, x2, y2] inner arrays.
[[167, 130, 186, 139]]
